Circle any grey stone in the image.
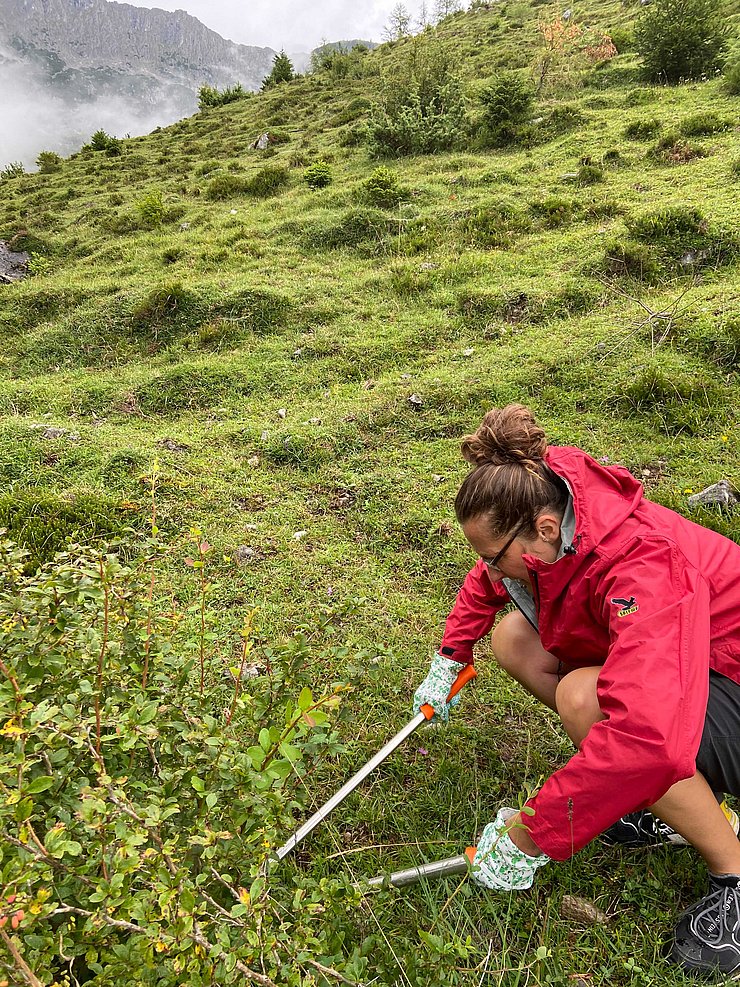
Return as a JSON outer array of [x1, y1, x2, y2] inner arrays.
[[0, 242, 30, 284], [235, 545, 257, 564], [687, 480, 739, 509]]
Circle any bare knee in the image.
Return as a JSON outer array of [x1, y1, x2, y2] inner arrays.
[[491, 611, 541, 676], [555, 667, 603, 747]]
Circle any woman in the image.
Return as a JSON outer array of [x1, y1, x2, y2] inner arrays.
[[413, 404, 740, 976]]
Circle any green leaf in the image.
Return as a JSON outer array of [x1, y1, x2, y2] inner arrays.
[[25, 776, 54, 794], [247, 746, 265, 769], [180, 888, 195, 912], [138, 702, 159, 724], [205, 793, 218, 810], [258, 728, 271, 752], [14, 797, 33, 822], [278, 742, 300, 762], [191, 776, 205, 793], [297, 686, 313, 712]]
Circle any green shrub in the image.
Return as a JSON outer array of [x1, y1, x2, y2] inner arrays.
[[0, 492, 132, 567], [36, 150, 62, 173], [304, 160, 333, 189], [724, 55, 740, 94], [636, 0, 727, 82], [609, 26, 636, 53], [362, 166, 409, 208], [1, 161, 25, 180], [678, 112, 733, 136], [198, 82, 247, 109], [0, 535, 364, 987], [205, 173, 248, 199], [243, 164, 290, 197], [367, 37, 467, 157], [88, 129, 122, 155], [624, 118, 662, 140], [135, 188, 166, 228], [479, 72, 534, 147]]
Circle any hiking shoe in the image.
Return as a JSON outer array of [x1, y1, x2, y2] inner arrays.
[[601, 810, 688, 847], [672, 876, 740, 976], [602, 801, 739, 849]]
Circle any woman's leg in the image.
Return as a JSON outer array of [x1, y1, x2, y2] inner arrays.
[[555, 666, 740, 873], [490, 611, 562, 711]]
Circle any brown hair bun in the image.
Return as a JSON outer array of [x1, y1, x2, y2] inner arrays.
[[460, 403, 548, 470]]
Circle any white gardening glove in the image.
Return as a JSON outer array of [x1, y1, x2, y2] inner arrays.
[[412, 652, 464, 723], [472, 807, 550, 891]]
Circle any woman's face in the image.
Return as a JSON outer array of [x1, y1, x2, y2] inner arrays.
[[462, 513, 562, 584]]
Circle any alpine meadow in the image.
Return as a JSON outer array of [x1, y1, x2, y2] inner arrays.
[[1, 0, 740, 984]]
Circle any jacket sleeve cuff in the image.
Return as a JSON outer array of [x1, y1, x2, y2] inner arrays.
[[437, 644, 473, 665]]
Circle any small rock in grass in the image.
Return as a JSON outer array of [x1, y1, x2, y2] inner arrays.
[[158, 437, 190, 454], [277, 408, 287, 419], [247, 455, 260, 467], [293, 530, 307, 541], [235, 545, 257, 565], [408, 394, 423, 408], [688, 480, 739, 509], [560, 894, 609, 926]]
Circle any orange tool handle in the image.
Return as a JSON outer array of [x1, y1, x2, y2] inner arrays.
[[465, 846, 477, 864], [420, 663, 477, 720]]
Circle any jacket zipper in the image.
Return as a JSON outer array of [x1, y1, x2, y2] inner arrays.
[[531, 569, 541, 614]]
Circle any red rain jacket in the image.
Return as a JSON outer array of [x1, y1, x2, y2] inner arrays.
[[439, 445, 740, 860]]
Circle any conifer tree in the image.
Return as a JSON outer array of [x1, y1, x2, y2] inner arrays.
[[262, 50, 295, 90]]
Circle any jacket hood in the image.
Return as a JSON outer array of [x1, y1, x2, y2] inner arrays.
[[524, 445, 645, 591]]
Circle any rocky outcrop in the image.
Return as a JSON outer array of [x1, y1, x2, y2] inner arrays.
[[0, 242, 29, 284], [0, 0, 276, 111]]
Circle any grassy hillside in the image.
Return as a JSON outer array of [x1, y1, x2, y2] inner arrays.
[[1, 1, 740, 983]]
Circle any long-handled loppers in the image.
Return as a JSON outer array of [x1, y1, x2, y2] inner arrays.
[[365, 846, 477, 888], [276, 663, 477, 860]]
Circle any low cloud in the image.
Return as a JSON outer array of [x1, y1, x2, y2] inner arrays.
[[0, 51, 194, 170]]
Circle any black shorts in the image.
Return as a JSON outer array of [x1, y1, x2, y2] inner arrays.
[[696, 671, 740, 798]]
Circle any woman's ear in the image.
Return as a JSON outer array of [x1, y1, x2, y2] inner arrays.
[[535, 513, 562, 545]]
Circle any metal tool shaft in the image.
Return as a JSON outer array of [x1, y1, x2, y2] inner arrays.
[[365, 853, 471, 888], [275, 710, 427, 860]]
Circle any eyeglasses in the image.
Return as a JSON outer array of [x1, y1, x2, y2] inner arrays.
[[482, 522, 526, 572]]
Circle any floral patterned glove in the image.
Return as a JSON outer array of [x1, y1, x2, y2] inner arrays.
[[412, 653, 464, 723], [472, 807, 550, 891]]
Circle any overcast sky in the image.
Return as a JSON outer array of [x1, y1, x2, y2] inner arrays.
[[117, 0, 418, 51]]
